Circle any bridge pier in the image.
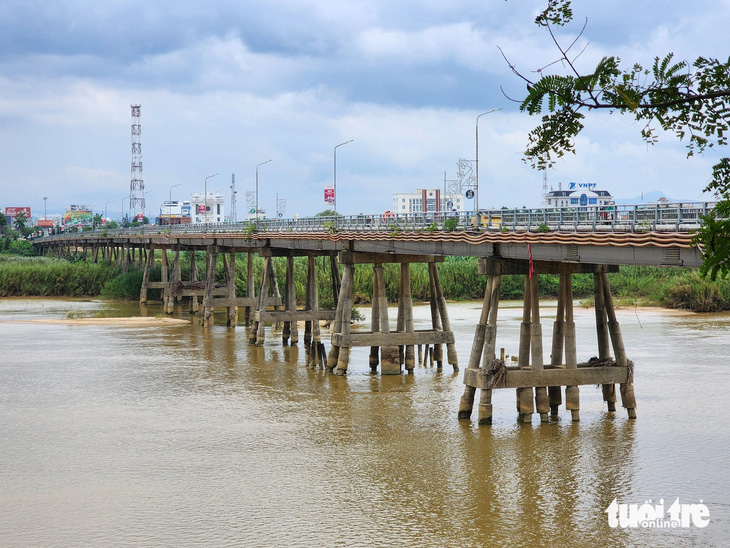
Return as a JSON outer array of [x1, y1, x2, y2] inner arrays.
[[250, 251, 337, 360], [328, 252, 458, 376], [250, 255, 284, 344], [459, 259, 637, 424]]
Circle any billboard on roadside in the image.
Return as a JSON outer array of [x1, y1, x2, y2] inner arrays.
[[324, 186, 334, 204], [4, 207, 31, 218], [63, 208, 93, 227]]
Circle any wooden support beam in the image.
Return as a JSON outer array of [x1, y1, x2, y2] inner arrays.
[[226, 251, 238, 327], [530, 274, 550, 422], [253, 257, 272, 345], [594, 272, 617, 411], [189, 251, 200, 314], [428, 263, 443, 367], [563, 272, 580, 421], [165, 250, 180, 314], [308, 255, 323, 367], [374, 263, 400, 374], [339, 251, 445, 265], [210, 297, 257, 308], [369, 264, 381, 371], [326, 261, 346, 370], [479, 258, 620, 276], [330, 254, 341, 305], [140, 247, 154, 304], [202, 247, 217, 328], [269, 257, 284, 330], [601, 271, 637, 418], [334, 264, 354, 375], [548, 273, 566, 415], [255, 309, 336, 323], [402, 263, 415, 371], [245, 251, 255, 326], [332, 329, 455, 347], [464, 365, 630, 389]]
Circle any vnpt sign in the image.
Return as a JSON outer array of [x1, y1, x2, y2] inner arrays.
[[568, 182, 598, 190]]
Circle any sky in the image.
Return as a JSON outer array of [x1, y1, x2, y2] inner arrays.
[[1, 0, 728, 221]]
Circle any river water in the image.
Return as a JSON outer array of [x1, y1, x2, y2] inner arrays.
[[1, 297, 729, 547]]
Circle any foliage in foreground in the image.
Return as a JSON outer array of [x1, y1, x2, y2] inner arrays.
[[510, 0, 730, 279]]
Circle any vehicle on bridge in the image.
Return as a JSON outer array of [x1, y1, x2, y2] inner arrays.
[[471, 212, 502, 229]]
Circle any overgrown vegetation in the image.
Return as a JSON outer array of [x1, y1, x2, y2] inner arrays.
[[0, 256, 124, 297], [2, 254, 729, 312]]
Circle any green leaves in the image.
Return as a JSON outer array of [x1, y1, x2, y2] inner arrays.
[[518, 44, 730, 171], [535, 0, 573, 27], [512, 1, 730, 277]]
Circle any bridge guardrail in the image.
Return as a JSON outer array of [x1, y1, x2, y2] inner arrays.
[[31, 201, 717, 241]]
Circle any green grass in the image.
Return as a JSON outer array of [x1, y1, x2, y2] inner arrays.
[[3, 254, 729, 312]]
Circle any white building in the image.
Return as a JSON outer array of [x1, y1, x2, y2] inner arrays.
[[545, 182, 613, 209], [392, 188, 464, 214], [190, 192, 225, 223]]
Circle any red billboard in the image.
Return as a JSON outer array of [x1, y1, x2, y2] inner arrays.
[[324, 186, 335, 204], [5, 207, 31, 218], [37, 219, 54, 227], [197, 204, 206, 214]]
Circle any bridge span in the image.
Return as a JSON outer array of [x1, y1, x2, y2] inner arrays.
[[33, 222, 705, 424]]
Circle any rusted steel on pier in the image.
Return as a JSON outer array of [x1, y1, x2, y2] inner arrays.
[[327, 251, 458, 376], [459, 258, 636, 424]]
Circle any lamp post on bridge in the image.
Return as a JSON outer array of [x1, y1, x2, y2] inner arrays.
[[169, 183, 181, 204], [334, 139, 353, 227], [255, 160, 272, 221], [104, 200, 114, 222], [475, 108, 500, 212], [204, 173, 218, 225]]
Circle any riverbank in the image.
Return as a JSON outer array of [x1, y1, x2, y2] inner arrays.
[[2, 254, 729, 312]]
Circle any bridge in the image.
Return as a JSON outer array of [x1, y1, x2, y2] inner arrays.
[[33, 201, 709, 425]]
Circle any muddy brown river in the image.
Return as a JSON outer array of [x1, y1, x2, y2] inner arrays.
[[1, 298, 728, 547]]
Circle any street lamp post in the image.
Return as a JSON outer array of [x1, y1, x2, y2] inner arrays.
[[255, 160, 272, 220], [169, 183, 181, 203], [204, 174, 218, 224], [168, 183, 182, 226], [333, 139, 353, 224], [475, 108, 500, 212], [104, 200, 114, 221]]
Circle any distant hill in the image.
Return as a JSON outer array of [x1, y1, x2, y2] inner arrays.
[[613, 191, 679, 205]]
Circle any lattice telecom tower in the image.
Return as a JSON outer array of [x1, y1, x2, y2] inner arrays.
[[230, 173, 237, 222], [130, 105, 145, 219]]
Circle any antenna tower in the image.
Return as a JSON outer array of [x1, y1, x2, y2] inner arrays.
[[130, 105, 145, 220], [541, 168, 548, 207], [230, 173, 237, 222]]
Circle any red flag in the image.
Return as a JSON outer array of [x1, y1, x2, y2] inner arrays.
[[527, 243, 534, 279]]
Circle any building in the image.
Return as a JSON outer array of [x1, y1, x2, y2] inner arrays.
[[190, 193, 225, 224], [158, 200, 191, 225], [544, 182, 613, 209], [392, 189, 464, 214]]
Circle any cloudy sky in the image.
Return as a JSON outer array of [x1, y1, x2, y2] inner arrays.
[[1, 0, 728, 220]]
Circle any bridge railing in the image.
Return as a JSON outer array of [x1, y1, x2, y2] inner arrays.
[[32, 201, 717, 241]]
